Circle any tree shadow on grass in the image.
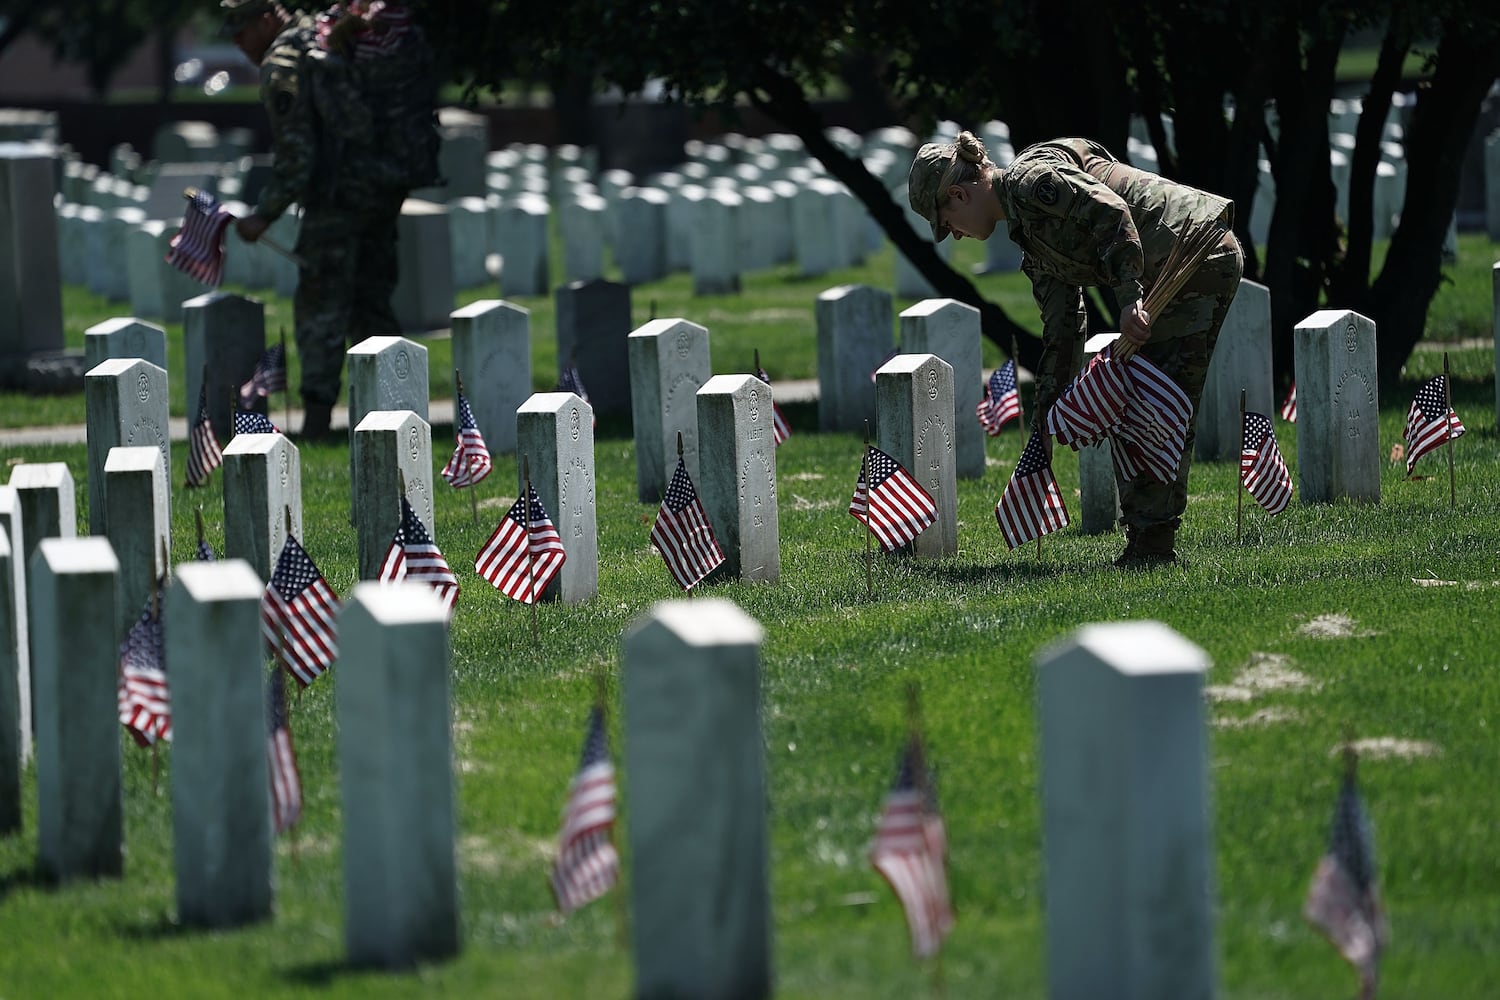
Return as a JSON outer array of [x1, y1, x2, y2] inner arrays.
[[902, 553, 1080, 586], [282, 957, 429, 988], [0, 860, 50, 904]]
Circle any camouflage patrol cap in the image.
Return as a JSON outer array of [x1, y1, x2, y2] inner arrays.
[[220, 0, 275, 35], [908, 141, 960, 243]]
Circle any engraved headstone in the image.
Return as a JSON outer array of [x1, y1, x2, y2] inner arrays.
[[516, 392, 598, 604], [696, 374, 779, 583], [102, 446, 169, 641], [183, 291, 267, 439], [816, 284, 893, 432], [555, 279, 632, 418], [222, 433, 303, 582], [351, 410, 434, 581], [338, 582, 459, 968], [0, 142, 64, 367], [875, 353, 958, 557], [1293, 309, 1380, 503], [622, 599, 771, 1000], [31, 537, 122, 882], [1079, 334, 1122, 535], [1195, 278, 1273, 462], [1036, 622, 1216, 999], [84, 357, 170, 534], [898, 299, 985, 479], [82, 317, 167, 374], [167, 560, 273, 928], [450, 299, 531, 455], [628, 319, 711, 502], [347, 335, 431, 433]]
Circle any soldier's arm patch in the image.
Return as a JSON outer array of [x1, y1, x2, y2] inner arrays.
[[1014, 163, 1076, 220]]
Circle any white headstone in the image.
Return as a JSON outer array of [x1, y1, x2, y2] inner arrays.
[[84, 357, 170, 535], [0, 142, 64, 366], [167, 560, 274, 928], [222, 433, 303, 583], [1196, 278, 1274, 462], [618, 187, 670, 285], [393, 199, 455, 333], [1079, 334, 1122, 535], [451, 299, 532, 455], [31, 537, 123, 882], [1493, 262, 1499, 429], [496, 194, 550, 297], [102, 446, 169, 640], [0, 487, 29, 776], [559, 193, 608, 283], [516, 392, 598, 604], [351, 410, 434, 581], [99, 207, 145, 302], [627, 319, 711, 503], [816, 284, 893, 431], [1036, 621, 1216, 999], [696, 374, 779, 583], [1292, 309, 1380, 503], [689, 189, 742, 295], [445, 196, 492, 289], [82, 317, 167, 374], [0, 528, 20, 832], [7, 463, 75, 571], [555, 279, 632, 418], [874, 353, 958, 557], [183, 291, 267, 439], [793, 179, 844, 277], [899, 299, 985, 479], [125, 220, 166, 319], [338, 582, 459, 968], [622, 599, 771, 999]]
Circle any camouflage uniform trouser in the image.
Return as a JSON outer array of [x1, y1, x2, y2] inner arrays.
[[1121, 230, 1245, 532], [293, 192, 406, 406]]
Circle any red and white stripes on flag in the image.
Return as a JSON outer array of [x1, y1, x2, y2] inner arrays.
[[650, 456, 726, 589], [475, 485, 567, 604], [1046, 350, 1192, 485], [1403, 374, 1465, 475], [239, 345, 287, 407], [185, 382, 223, 488], [1241, 411, 1292, 514], [849, 445, 938, 553], [976, 360, 1021, 436], [755, 366, 792, 446], [266, 666, 302, 835], [441, 390, 493, 488], [261, 536, 341, 688], [870, 738, 954, 960], [117, 588, 170, 747], [378, 495, 460, 615], [551, 705, 620, 913], [1304, 772, 1388, 998], [1280, 382, 1298, 423], [995, 426, 1070, 549], [165, 189, 235, 286]]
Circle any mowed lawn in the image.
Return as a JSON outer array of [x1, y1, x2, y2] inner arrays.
[[0, 234, 1497, 998]]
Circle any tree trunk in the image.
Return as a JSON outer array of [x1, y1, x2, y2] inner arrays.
[[1362, 20, 1500, 388], [750, 69, 1040, 370]]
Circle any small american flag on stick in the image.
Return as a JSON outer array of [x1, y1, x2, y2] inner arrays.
[[870, 734, 953, 960], [754, 353, 792, 446], [239, 344, 288, 407], [166, 188, 235, 286], [475, 485, 566, 604], [185, 381, 223, 488], [849, 445, 937, 553], [265, 665, 302, 835], [233, 408, 281, 436], [378, 495, 460, 615], [550, 704, 620, 913], [117, 586, 170, 747], [650, 455, 725, 590], [976, 360, 1021, 436], [995, 426, 1070, 549], [1241, 411, 1292, 514], [441, 389, 493, 488], [261, 535, 341, 688], [1280, 382, 1298, 423], [1402, 374, 1464, 476]]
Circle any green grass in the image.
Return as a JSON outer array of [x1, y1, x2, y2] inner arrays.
[[1, 236, 1498, 997]]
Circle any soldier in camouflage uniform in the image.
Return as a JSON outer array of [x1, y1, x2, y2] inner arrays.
[[223, 0, 409, 440], [909, 131, 1243, 566]]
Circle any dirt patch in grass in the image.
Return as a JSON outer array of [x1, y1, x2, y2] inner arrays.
[[1213, 706, 1301, 729], [1335, 737, 1443, 760], [1296, 614, 1378, 638], [1208, 653, 1316, 702]]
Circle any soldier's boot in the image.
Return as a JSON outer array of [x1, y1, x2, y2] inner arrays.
[[299, 402, 335, 442], [1114, 524, 1177, 568]]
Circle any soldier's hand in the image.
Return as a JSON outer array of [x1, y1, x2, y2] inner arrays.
[[237, 214, 270, 244], [1121, 300, 1151, 345]]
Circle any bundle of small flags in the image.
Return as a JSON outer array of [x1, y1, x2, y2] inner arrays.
[[1045, 350, 1191, 485], [165, 189, 235, 286], [475, 485, 566, 604], [849, 445, 937, 552]]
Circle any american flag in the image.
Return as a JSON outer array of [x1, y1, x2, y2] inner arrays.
[[239, 345, 288, 407], [1280, 382, 1298, 423], [995, 426, 1070, 549], [196, 536, 217, 561], [261, 535, 341, 688], [378, 495, 460, 615], [1403, 375, 1465, 475], [475, 485, 566, 604], [650, 456, 725, 590], [976, 360, 1021, 436], [870, 738, 954, 959], [1304, 772, 1388, 999], [1046, 351, 1191, 485], [233, 408, 281, 436], [557, 362, 597, 429], [265, 666, 302, 835], [185, 381, 223, 489], [117, 586, 170, 747], [165, 189, 235, 286], [1241, 411, 1292, 514], [848, 445, 938, 553], [755, 365, 792, 446], [440, 390, 493, 488], [550, 705, 620, 913]]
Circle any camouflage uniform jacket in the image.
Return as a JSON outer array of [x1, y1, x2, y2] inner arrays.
[[997, 137, 1233, 414]]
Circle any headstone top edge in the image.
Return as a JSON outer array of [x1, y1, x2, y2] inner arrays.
[[877, 352, 947, 377], [628, 317, 707, 338], [353, 409, 426, 433], [84, 316, 164, 336], [629, 598, 764, 648], [1039, 620, 1208, 677], [103, 446, 164, 473], [451, 298, 529, 319], [222, 433, 291, 456], [38, 536, 119, 574], [1295, 308, 1371, 329], [698, 373, 758, 395], [898, 297, 974, 319], [347, 335, 423, 356], [518, 391, 589, 415], [85, 356, 166, 379], [346, 580, 450, 625], [173, 558, 264, 601]]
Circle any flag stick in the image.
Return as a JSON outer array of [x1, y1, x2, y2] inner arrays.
[[1237, 388, 1246, 544], [456, 369, 478, 525], [862, 422, 873, 600], [594, 668, 630, 950], [1443, 352, 1456, 508], [280, 327, 290, 432], [677, 430, 693, 599], [283, 505, 303, 707], [195, 504, 206, 552], [1112, 225, 1224, 363], [183, 187, 306, 267], [523, 455, 539, 646], [274, 629, 302, 867], [1011, 335, 1026, 441], [150, 549, 170, 797]]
